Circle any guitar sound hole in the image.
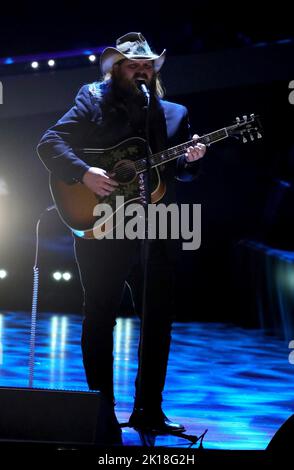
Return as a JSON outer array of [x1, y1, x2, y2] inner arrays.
[[113, 160, 137, 184]]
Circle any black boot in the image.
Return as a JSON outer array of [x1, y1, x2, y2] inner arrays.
[[129, 406, 185, 433]]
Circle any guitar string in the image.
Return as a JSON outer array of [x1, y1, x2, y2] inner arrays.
[[134, 134, 219, 173], [83, 119, 258, 176], [134, 128, 232, 172], [85, 133, 222, 176]]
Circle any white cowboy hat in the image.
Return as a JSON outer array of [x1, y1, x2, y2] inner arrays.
[[100, 32, 166, 75]]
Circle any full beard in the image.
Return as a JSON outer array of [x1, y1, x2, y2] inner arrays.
[[112, 69, 156, 105]]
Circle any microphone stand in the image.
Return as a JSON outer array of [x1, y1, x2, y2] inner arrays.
[[120, 80, 198, 445], [134, 79, 152, 413]]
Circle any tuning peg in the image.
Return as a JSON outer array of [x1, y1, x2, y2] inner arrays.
[[243, 115, 248, 122], [250, 113, 255, 119], [242, 134, 248, 143], [257, 131, 262, 139], [249, 133, 255, 141], [235, 116, 241, 124]]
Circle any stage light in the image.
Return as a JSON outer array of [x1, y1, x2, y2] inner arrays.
[[0, 270, 7, 279], [52, 271, 72, 281], [48, 59, 55, 67], [88, 54, 96, 63], [62, 272, 72, 281], [31, 61, 39, 69], [52, 271, 62, 281], [4, 57, 14, 65]]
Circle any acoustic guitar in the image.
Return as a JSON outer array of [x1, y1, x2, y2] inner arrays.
[[49, 114, 262, 239]]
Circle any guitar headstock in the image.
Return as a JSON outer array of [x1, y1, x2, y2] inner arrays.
[[228, 114, 263, 143]]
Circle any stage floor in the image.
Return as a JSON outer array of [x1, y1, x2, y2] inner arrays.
[[0, 310, 293, 450]]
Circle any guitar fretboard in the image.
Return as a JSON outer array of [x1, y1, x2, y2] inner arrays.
[[135, 127, 229, 173]]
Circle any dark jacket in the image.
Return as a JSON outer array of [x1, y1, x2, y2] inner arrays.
[[37, 82, 199, 200]]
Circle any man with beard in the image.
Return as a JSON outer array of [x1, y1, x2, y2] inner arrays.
[[37, 32, 206, 433]]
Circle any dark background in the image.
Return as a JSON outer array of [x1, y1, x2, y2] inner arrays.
[[0, 1, 293, 332], [0, 1, 292, 57]]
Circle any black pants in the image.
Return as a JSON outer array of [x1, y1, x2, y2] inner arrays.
[[74, 235, 180, 408]]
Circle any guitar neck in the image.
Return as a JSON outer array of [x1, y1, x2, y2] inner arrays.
[[135, 126, 230, 173]]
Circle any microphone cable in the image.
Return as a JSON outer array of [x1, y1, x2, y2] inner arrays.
[[28, 205, 55, 388]]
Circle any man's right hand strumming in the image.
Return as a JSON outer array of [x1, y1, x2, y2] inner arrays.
[[82, 167, 119, 197]]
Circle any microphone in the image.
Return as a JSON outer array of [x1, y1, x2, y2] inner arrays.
[[135, 79, 150, 103]]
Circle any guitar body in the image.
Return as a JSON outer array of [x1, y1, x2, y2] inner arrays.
[[49, 137, 166, 237]]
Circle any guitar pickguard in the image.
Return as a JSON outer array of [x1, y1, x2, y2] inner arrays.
[[80, 138, 162, 207]]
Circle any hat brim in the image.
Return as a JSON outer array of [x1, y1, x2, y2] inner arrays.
[[100, 47, 166, 75]]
